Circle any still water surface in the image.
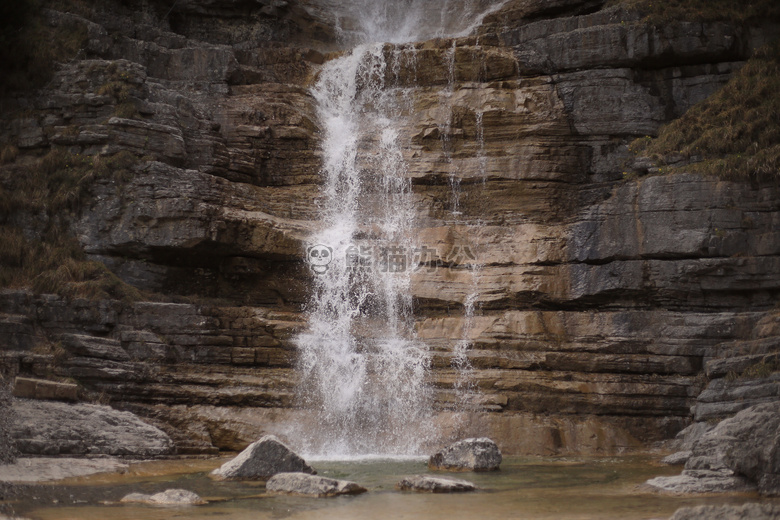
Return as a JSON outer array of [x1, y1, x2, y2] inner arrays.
[[13, 456, 772, 520]]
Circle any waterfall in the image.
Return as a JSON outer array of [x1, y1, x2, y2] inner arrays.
[[294, 0, 507, 459]]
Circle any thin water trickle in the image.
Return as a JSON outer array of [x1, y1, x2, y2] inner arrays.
[[294, 0, 510, 458]]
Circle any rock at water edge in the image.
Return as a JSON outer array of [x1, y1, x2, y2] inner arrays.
[[429, 437, 502, 472], [120, 489, 205, 505], [11, 399, 173, 457], [396, 475, 477, 493], [644, 402, 780, 496], [210, 434, 314, 481], [265, 472, 367, 497], [661, 451, 692, 466]]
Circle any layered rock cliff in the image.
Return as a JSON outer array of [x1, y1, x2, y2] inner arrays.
[[1, 0, 778, 455]]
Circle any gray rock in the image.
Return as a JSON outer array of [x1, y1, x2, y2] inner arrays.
[[11, 399, 173, 457], [692, 374, 780, 422], [715, 402, 780, 496], [210, 435, 313, 481], [265, 472, 366, 497], [705, 353, 780, 379], [670, 422, 714, 452], [646, 402, 780, 496], [60, 333, 130, 362], [660, 451, 691, 466], [429, 438, 502, 472], [669, 502, 780, 520], [120, 489, 205, 505], [644, 470, 755, 494], [396, 475, 477, 493]]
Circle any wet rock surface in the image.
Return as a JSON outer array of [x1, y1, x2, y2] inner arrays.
[[429, 438, 502, 472], [210, 435, 313, 481], [397, 475, 477, 493], [265, 472, 367, 497], [120, 489, 205, 506]]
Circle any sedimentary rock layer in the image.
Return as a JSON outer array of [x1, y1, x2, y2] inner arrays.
[[1, 0, 778, 455]]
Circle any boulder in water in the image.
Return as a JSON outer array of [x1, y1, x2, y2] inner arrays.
[[120, 489, 205, 505], [265, 472, 367, 497], [210, 434, 314, 481], [396, 475, 477, 493], [428, 437, 502, 472]]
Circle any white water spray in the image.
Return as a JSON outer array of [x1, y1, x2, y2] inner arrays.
[[294, 0, 507, 458]]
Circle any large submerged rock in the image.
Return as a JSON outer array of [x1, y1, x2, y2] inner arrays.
[[11, 399, 173, 457], [120, 489, 205, 506], [429, 437, 502, 472], [210, 435, 314, 481], [265, 472, 367, 497], [645, 402, 780, 496], [669, 502, 780, 520], [396, 475, 477, 493]]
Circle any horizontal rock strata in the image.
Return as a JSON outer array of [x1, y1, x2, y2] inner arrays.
[[0, 0, 778, 456]]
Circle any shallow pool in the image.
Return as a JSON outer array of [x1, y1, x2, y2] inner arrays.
[[5, 456, 775, 520]]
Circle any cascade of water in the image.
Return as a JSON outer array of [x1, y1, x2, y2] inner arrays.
[[294, 0, 508, 459]]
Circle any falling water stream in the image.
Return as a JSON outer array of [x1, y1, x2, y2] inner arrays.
[[293, 0, 509, 458]]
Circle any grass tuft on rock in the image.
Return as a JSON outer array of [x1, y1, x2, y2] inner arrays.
[[0, 149, 145, 301], [0, 225, 144, 301], [629, 41, 780, 180], [607, 0, 780, 24]]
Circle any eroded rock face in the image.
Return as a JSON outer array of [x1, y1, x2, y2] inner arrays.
[[429, 438, 502, 472], [10, 399, 173, 457], [265, 472, 367, 497], [210, 435, 314, 481], [646, 402, 780, 496], [397, 475, 477, 493]]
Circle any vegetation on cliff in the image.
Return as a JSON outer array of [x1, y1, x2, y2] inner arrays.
[[0, 150, 144, 301], [630, 41, 780, 180], [608, 0, 780, 24]]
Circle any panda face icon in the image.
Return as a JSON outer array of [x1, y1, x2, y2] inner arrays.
[[307, 244, 333, 274]]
